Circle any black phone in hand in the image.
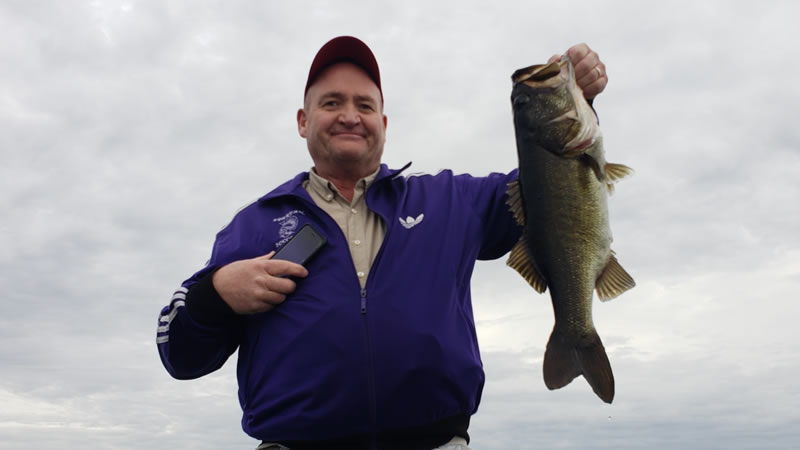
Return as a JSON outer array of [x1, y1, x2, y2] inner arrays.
[[272, 223, 327, 266]]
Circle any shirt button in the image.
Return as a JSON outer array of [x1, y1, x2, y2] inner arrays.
[[357, 271, 365, 278], [326, 194, 334, 201], [351, 208, 358, 214], [353, 239, 361, 245]]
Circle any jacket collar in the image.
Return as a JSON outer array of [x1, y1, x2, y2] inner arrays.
[[257, 162, 412, 204]]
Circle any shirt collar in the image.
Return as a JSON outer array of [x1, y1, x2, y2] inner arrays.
[[258, 162, 412, 204], [306, 166, 381, 203]]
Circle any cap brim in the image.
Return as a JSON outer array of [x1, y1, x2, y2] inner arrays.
[[304, 36, 382, 100]]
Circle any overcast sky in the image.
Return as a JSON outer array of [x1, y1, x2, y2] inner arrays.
[[2, 1, 799, 449]]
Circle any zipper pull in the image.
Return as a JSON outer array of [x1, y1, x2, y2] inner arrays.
[[360, 288, 367, 314]]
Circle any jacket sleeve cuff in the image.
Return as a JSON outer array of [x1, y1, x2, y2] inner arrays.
[[185, 269, 238, 327]]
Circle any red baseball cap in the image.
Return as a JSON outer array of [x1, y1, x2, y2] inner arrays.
[[304, 36, 383, 101]]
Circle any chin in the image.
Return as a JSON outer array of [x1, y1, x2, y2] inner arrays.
[[331, 145, 370, 158]]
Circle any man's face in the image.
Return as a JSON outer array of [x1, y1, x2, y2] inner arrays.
[[297, 63, 387, 178]]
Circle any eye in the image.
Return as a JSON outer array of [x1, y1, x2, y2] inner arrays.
[[322, 100, 339, 108], [512, 94, 530, 106], [359, 103, 375, 112]]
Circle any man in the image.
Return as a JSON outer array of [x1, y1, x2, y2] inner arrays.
[[157, 36, 608, 450]]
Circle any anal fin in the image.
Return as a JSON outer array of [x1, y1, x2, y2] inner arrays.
[[595, 251, 636, 301]]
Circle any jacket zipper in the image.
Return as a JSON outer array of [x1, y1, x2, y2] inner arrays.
[[295, 192, 387, 447], [361, 190, 393, 449], [361, 288, 367, 314], [361, 287, 377, 449]]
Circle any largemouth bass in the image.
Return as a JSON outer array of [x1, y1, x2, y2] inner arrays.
[[506, 56, 635, 403]]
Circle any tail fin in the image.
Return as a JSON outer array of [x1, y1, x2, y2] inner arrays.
[[543, 328, 615, 403]]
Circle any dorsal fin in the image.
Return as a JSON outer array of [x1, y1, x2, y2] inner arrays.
[[505, 180, 526, 226]]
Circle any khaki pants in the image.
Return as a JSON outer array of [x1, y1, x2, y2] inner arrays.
[[256, 436, 471, 450]]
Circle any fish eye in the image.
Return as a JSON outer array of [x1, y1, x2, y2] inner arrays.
[[512, 94, 530, 106]]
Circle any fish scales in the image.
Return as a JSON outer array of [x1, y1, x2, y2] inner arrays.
[[507, 56, 635, 403]]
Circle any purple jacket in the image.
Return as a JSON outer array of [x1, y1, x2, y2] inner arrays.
[[156, 163, 521, 443]]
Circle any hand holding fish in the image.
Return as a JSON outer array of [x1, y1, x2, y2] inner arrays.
[[548, 43, 607, 100]]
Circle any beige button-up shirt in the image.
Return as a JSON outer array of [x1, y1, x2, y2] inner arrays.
[[303, 168, 385, 288]]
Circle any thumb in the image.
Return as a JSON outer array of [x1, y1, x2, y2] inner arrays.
[[257, 251, 276, 260], [547, 54, 561, 64]]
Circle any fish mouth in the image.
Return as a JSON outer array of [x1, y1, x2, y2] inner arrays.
[[511, 56, 571, 87], [511, 55, 598, 154]]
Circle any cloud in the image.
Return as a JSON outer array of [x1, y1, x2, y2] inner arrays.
[[2, 1, 799, 448]]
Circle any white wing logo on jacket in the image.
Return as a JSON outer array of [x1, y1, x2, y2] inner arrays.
[[399, 213, 424, 229]]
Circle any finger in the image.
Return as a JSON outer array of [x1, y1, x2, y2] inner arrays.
[[252, 274, 291, 297], [265, 259, 309, 278], [259, 290, 287, 306], [572, 52, 600, 82], [262, 275, 299, 296], [565, 43, 590, 64], [252, 303, 276, 314], [576, 61, 606, 91], [581, 76, 608, 100], [547, 54, 561, 64], [256, 251, 276, 261]]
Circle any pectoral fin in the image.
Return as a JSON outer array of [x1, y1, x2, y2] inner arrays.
[[595, 251, 636, 301], [507, 235, 547, 293], [605, 163, 634, 182], [603, 163, 634, 194]]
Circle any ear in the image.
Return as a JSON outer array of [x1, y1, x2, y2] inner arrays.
[[297, 108, 308, 138]]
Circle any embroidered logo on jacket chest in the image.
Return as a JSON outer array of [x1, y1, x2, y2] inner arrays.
[[273, 210, 305, 247], [399, 213, 424, 229]]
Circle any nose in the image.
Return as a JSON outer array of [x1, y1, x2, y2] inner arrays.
[[337, 104, 361, 126]]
